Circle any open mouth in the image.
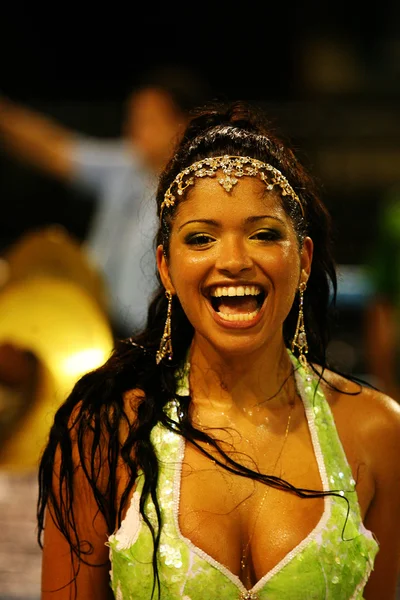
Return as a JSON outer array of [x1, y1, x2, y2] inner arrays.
[[209, 285, 265, 322]]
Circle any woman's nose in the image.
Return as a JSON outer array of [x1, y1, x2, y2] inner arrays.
[[215, 238, 253, 275]]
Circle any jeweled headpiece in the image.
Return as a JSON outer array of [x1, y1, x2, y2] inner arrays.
[[160, 155, 304, 219]]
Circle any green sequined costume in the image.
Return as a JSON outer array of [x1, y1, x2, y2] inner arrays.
[[108, 352, 378, 599]]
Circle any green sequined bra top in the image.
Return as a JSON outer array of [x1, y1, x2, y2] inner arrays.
[[108, 353, 379, 599]]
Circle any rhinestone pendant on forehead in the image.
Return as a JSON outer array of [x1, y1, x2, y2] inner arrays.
[[160, 155, 305, 219]]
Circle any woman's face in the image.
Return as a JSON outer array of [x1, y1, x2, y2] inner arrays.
[[157, 176, 313, 358]]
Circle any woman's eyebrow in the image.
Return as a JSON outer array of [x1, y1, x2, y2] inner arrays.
[[178, 215, 285, 232], [178, 219, 218, 232], [246, 215, 285, 225]]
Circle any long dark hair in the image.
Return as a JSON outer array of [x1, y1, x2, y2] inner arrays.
[[37, 100, 340, 598]]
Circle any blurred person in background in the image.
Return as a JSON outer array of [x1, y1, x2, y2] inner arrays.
[[365, 183, 400, 402], [0, 63, 212, 339]]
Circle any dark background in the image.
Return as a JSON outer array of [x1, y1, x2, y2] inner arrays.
[[1, 3, 399, 258], [1, 3, 399, 376]]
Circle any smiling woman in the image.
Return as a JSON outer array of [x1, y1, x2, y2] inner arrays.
[[156, 176, 312, 357], [37, 100, 400, 600]]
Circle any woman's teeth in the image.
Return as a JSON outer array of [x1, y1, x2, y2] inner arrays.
[[210, 285, 264, 320], [211, 285, 261, 297], [218, 309, 259, 322]]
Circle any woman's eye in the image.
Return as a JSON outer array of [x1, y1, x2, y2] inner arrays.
[[250, 229, 281, 242], [185, 233, 214, 246]]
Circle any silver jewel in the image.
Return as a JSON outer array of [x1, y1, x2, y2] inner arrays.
[[160, 155, 304, 220]]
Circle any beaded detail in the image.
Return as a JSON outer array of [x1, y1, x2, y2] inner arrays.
[[108, 350, 379, 599], [160, 155, 305, 220]]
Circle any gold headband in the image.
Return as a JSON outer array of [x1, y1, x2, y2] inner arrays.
[[160, 155, 304, 219]]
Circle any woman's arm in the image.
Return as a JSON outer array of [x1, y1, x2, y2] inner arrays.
[[362, 392, 400, 599], [40, 415, 115, 599], [41, 501, 112, 599]]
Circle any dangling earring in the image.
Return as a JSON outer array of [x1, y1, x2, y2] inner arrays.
[[156, 290, 173, 364], [291, 281, 308, 370]]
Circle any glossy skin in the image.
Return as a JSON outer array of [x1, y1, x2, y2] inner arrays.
[[157, 177, 313, 367], [41, 176, 400, 598], [157, 176, 400, 599]]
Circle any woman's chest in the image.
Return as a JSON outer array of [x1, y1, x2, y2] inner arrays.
[[177, 433, 326, 581]]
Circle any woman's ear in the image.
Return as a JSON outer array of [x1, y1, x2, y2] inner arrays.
[[300, 237, 313, 283], [156, 245, 176, 293]]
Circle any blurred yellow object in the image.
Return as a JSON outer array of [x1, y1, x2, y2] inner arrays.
[[4, 223, 110, 315], [0, 227, 114, 471]]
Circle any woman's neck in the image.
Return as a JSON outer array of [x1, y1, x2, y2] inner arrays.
[[188, 338, 295, 413]]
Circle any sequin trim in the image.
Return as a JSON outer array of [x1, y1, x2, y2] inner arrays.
[[108, 489, 142, 551], [169, 359, 333, 597], [108, 351, 378, 598]]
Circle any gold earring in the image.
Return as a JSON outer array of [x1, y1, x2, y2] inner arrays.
[[156, 290, 173, 364], [291, 281, 308, 370]]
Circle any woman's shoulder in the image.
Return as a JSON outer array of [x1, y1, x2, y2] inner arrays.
[[116, 388, 146, 446], [318, 366, 400, 419], [67, 385, 145, 421], [63, 387, 145, 455], [123, 387, 146, 410], [315, 366, 400, 470]]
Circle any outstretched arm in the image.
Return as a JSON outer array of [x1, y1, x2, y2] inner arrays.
[[0, 95, 75, 180]]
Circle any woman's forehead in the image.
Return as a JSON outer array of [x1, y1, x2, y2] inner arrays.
[[172, 176, 288, 223]]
